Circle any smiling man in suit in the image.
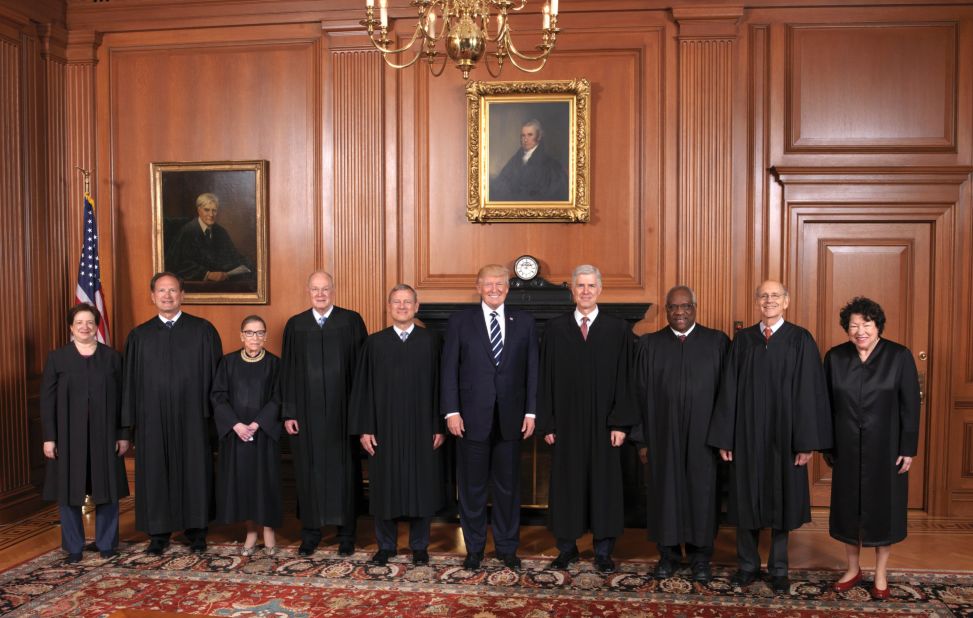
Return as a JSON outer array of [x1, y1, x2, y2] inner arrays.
[[441, 264, 539, 571]]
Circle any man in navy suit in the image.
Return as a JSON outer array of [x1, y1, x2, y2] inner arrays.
[[442, 264, 539, 570]]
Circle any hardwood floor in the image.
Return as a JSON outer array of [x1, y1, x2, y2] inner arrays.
[[2, 500, 971, 575]]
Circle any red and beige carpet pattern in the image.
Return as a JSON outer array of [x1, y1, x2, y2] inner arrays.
[[1, 543, 971, 617]]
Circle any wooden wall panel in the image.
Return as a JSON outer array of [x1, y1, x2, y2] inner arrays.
[[397, 15, 668, 310], [331, 48, 386, 331], [0, 25, 33, 520], [100, 25, 322, 355], [788, 24, 956, 152], [675, 8, 740, 335]]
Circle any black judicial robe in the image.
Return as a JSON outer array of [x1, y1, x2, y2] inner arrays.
[[824, 339, 919, 546], [165, 220, 253, 282], [348, 327, 444, 520], [212, 350, 282, 528], [121, 314, 222, 535], [707, 321, 832, 532], [636, 325, 729, 547], [537, 312, 639, 541], [490, 145, 569, 202], [280, 307, 366, 528], [41, 343, 130, 507]]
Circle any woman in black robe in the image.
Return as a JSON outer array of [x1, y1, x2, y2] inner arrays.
[[41, 303, 129, 563], [825, 297, 920, 600], [212, 315, 282, 556]]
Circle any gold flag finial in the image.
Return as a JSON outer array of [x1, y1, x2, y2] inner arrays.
[[75, 166, 91, 195]]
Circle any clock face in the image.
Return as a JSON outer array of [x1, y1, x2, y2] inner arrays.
[[514, 255, 539, 281]]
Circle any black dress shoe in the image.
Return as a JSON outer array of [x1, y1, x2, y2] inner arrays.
[[99, 549, 117, 559], [549, 547, 580, 570], [496, 552, 522, 570], [189, 539, 207, 554], [84, 542, 99, 552], [595, 555, 616, 573], [146, 539, 169, 556], [297, 541, 317, 556], [463, 551, 484, 570], [65, 553, 83, 564], [369, 549, 396, 565], [771, 575, 790, 594], [730, 569, 757, 587], [338, 540, 355, 556], [691, 562, 712, 584], [412, 549, 430, 565], [653, 557, 677, 579]]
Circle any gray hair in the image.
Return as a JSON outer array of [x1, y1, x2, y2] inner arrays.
[[522, 118, 543, 140], [666, 285, 697, 305], [195, 193, 219, 209], [387, 283, 417, 303], [571, 264, 603, 287]]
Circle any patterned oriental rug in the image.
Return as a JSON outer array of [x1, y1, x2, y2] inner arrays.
[[1, 544, 971, 617]]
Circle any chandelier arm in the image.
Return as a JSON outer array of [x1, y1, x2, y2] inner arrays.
[[367, 23, 425, 56], [427, 52, 449, 77], [482, 52, 504, 78], [380, 48, 427, 70], [504, 54, 548, 73], [504, 34, 554, 62]]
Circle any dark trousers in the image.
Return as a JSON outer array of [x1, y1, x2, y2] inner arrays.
[[59, 502, 118, 554], [300, 523, 356, 547], [557, 536, 615, 558], [737, 528, 789, 576], [658, 542, 713, 566], [456, 432, 521, 555], [374, 516, 431, 551], [150, 526, 207, 544]]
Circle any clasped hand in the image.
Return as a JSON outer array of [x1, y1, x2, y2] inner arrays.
[[233, 422, 259, 442]]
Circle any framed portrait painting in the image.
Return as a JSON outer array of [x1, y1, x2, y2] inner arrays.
[[466, 79, 590, 223], [150, 160, 268, 304]]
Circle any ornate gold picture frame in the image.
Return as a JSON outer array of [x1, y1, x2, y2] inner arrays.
[[150, 160, 268, 304], [467, 79, 590, 223]]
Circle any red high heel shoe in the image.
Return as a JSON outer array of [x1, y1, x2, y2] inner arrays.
[[832, 570, 862, 592], [870, 584, 891, 600]]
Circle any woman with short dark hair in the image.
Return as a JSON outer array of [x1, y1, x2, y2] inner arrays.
[[41, 303, 130, 562], [825, 296, 920, 600], [212, 315, 282, 556]]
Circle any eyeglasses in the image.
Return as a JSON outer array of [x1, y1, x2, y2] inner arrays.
[[665, 303, 695, 312], [242, 330, 267, 338], [757, 293, 786, 301], [309, 287, 331, 294]]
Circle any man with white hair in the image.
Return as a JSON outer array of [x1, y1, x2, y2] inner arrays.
[[537, 264, 638, 573]]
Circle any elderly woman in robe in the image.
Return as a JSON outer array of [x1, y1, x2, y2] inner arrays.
[[41, 303, 130, 563], [825, 297, 920, 600], [212, 315, 282, 556]]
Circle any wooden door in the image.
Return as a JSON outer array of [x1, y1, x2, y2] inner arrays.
[[795, 219, 930, 508]]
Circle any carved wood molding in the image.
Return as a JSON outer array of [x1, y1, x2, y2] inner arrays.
[[771, 166, 973, 185], [672, 5, 743, 39], [66, 30, 102, 64]]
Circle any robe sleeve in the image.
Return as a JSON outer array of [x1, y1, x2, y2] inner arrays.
[[254, 362, 282, 442], [791, 331, 832, 453], [40, 351, 58, 442], [279, 318, 299, 421], [896, 347, 921, 457], [607, 328, 639, 429], [348, 339, 376, 436], [110, 350, 131, 442], [211, 356, 238, 438], [706, 338, 738, 451], [200, 322, 223, 419], [536, 327, 557, 435], [120, 330, 141, 434], [821, 349, 836, 458], [429, 332, 445, 433]]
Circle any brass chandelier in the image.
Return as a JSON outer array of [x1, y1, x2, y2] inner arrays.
[[361, 0, 561, 80]]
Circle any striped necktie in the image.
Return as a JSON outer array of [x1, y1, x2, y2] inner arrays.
[[489, 311, 503, 366], [318, 315, 327, 328], [400, 331, 409, 342]]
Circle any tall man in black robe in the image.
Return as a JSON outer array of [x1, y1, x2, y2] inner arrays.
[[281, 271, 367, 556], [441, 264, 538, 571], [350, 284, 445, 566], [537, 264, 639, 574], [636, 286, 729, 583], [707, 280, 832, 593], [121, 272, 223, 555]]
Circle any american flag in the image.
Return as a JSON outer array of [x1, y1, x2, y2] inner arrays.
[[75, 193, 111, 344]]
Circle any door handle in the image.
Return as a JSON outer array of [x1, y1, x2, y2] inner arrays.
[[917, 351, 927, 405]]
